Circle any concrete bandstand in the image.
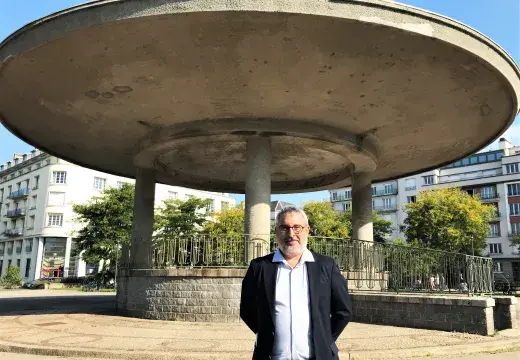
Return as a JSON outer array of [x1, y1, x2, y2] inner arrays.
[[0, 0, 519, 323]]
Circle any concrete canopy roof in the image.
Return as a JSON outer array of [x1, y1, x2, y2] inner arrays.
[[0, 0, 519, 194]]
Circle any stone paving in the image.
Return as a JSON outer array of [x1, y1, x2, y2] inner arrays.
[[1, 290, 520, 359]]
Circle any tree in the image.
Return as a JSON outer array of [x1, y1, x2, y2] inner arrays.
[[303, 201, 350, 238], [1, 266, 22, 289], [203, 205, 244, 236], [401, 188, 495, 254], [72, 183, 135, 271], [154, 197, 212, 238]]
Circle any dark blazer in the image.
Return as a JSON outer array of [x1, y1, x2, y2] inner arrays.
[[240, 251, 352, 360]]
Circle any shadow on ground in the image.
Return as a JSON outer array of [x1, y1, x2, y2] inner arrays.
[[0, 292, 116, 316]]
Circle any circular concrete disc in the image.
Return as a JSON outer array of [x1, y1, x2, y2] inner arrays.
[[0, 0, 519, 193]]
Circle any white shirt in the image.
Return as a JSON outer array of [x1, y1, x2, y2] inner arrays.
[[271, 249, 315, 360]]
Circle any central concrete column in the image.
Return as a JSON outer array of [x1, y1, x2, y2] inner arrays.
[[245, 136, 272, 261], [130, 168, 156, 269], [352, 172, 373, 242]]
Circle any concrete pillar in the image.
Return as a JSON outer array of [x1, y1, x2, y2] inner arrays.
[[352, 172, 373, 242], [245, 136, 272, 261], [34, 237, 44, 279], [130, 168, 156, 269], [64, 237, 72, 277]]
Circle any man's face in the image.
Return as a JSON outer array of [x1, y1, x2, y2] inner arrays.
[[276, 213, 310, 256]]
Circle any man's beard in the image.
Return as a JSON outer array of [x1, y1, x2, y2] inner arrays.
[[280, 239, 307, 256]]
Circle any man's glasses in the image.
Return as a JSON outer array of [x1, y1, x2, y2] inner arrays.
[[277, 225, 306, 234]]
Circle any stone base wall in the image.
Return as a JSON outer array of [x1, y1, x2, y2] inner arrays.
[[493, 296, 518, 330], [117, 268, 245, 322], [350, 293, 495, 335]]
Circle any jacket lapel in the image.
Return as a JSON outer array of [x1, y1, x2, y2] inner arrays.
[[264, 257, 278, 323], [306, 259, 320, 322]]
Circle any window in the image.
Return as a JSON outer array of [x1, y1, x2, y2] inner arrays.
[[342, 203, 351, 211], [384, 184, 394, 194], [93, 177, 106, 190], [332, 192, 338, 201], [168, 191, 178, 200], [31, 195, 37, 208], [52, 171, 66, 184], [207, 200, 214, 212], [16, 259, 21, 268], [25, 259, 31, 278], [404, 179, 416, 190], [0, 260, 2, 277], [221, 201, 229, 211], [512, 222, 520, 234], [382, 198, 392, 209], [28, 215, 35, 229], [47, 213, 63, 227], [0, 188, 3, 201], [7, 260, 12, 268], [489, 243, 502, 254], [508, 183, 520, 196], [116, 181, 126, 189], [185, 194, 194, 200], [493, 262, 503, 273], [489, 223, 499, 237], [372, 187, 377, 196], [423, 176, 434, 185], [372, 200, 375, 209], [506, 163, 520, 174], [25, 239, 33, 252], [407, 196, 416, 203], [510, 203, 520, 216], [466, 189, 475, 196], [481, 186, 496, 199], [48, 192, 65, 206], [33, 175, 40, 189], [344, 190, 352, 200]]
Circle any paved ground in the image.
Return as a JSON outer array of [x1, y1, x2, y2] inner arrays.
[[1, 290, 520, 360]]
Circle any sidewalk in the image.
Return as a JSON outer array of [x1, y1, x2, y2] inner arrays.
[[1, 290, 520, 359]]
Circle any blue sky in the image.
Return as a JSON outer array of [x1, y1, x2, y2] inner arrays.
[[0, 0, 518, 205]]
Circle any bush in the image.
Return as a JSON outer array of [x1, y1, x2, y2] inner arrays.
[[1, 266, 22, 289]]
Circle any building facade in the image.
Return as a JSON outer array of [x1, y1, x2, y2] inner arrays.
[[330, 139, 520, 281], [0, 150, 235, 283]]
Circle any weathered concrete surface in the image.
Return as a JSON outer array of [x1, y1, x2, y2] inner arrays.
[[0, 0, 518, 193], [352, 172, 374, 242], [3, 290, 520, 360]]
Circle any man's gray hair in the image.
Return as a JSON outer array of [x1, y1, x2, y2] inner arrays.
[[275, 206, 309, 226]]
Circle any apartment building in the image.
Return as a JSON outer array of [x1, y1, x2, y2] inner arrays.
[[330, 138, 520, 281], [0, 150, 235, 283]]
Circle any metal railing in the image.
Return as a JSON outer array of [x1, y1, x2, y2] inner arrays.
[[7, 188, 30, 200], [373, 188, 398, 197], [480, 193, 499, 201], [6, 208, 26, 218], [148, 235, 493, 294], [4, 228, 23, 237], [373, 205, 398, 212]]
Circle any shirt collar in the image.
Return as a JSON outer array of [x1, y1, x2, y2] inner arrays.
[[273, 248, 315, 266]]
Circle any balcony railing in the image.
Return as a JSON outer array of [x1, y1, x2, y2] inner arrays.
[[6, 208, 26, 218], [7, 187, 30, 200], [405, 186, 416, 191], [373, 188, 398, 197], [147, 234, 493, 294], [373, 205, 398, 212], [330, 194, 352, 202], [4, 228, 23, 237], [438, 168, 502, 184], [480, 193, 499, 201]]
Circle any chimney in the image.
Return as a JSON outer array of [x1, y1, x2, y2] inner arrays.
[[0, 165, 3, 171], [31, 149, 36, 158], [7, 161, 11, 168], [499, 138, 513, 155]]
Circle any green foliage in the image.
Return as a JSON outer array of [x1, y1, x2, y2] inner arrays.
[[401, 188, 495, 254], [72, 183, 135, 268], [154, 197, 211, 240], [203, 205, 244, 236], [303, 201, 350, 238], [372, 212, 394, 243], [1, 266, 22, 288]]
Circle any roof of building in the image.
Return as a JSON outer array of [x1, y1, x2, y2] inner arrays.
[[270, 200, 295, 212]]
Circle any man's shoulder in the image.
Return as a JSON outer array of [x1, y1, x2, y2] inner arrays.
[[311, 251, 335, 266], [250, 252, 275, 265]]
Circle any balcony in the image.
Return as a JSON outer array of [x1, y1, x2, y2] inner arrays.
[[405, 186, 416, 191], [6, 208, 26, 218], [4, 228, 23, 237], [438, 168, 502, 184], [374, 205, 398, 213], [480, 193, 499, 202], [7, 188, 30, 200], [373, 188, 398, 197], [15, 247, 22, 254], [330, 194, 352, 203]]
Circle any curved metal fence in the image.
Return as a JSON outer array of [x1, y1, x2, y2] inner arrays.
[[148, 234, 493, 294]]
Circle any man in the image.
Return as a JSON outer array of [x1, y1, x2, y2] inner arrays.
[[240, 206, 352, 360]]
